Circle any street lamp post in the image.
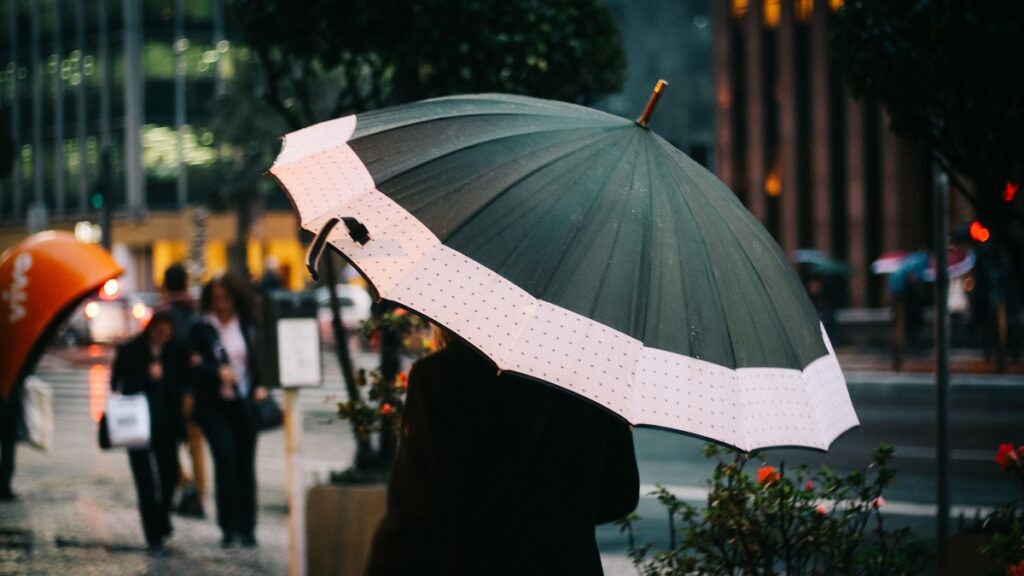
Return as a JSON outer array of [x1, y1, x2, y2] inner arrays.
[[933, 166, 951, 571]]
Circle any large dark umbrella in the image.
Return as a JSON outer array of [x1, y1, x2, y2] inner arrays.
[[270, 90, 857, 452]]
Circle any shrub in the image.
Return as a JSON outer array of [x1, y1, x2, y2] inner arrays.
[[617, 444, 930, 575]]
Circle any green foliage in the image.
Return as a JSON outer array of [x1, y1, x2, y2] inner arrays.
[[830, 0, 1024, 262], [982, 443, 1024, 574], [231, 0, 625, 129], [617, 444, 931, 575], [336, 368, 408, 442]]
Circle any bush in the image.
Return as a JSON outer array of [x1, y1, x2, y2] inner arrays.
[[983, 443, 1024, 575], [617, 444, 930, 575]]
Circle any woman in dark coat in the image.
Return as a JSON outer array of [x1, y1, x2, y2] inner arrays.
[[110, 310, 182, 553], [366, 332, 640, 576], [189, 273, 268, 547]]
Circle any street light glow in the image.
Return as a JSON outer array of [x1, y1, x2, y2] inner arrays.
[[101, 278, 119, 298]]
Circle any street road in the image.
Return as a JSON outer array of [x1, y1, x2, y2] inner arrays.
[[6, 345, 1024, 570]]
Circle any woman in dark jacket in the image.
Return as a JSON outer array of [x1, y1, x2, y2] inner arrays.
[[110, 310, 182, 553], [189, 273, 268, 547], [366, 332, 640, 576]]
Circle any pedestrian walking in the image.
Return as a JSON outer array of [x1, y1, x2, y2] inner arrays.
[[190, 273, 268, 548], [110, 310, 183, 553], [366, 329, 640, 576], [0, 384, 20, 501], [160, 263, 207, 518]]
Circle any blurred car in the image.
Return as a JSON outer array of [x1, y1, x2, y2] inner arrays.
[[315, 284, 373, 345], [59, 280, 152, 345]]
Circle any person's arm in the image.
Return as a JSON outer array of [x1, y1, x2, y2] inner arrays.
[[595, 419, 640, 524]]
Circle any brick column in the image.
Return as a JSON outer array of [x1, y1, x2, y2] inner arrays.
[[810, 0, 833, 254], [744, 0, 767, 222], [713, 0, 736, 189], [845, 95, 868, 306], [777, 0, 800, 253]]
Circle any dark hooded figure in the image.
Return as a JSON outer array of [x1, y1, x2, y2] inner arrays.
[[366, 332, 640, 576], [110, 310, 183, 553]]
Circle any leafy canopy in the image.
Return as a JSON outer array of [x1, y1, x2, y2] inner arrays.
[[232, 0, 626, 128]]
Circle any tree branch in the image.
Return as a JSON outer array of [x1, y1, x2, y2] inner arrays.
[[254, 45, 303, 130]]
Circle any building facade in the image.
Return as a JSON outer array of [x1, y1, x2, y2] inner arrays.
[[0, 0, 304, 291], [712, 0, 941, 307]]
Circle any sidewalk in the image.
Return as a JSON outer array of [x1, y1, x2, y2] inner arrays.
[[0, 476, 288, 575]]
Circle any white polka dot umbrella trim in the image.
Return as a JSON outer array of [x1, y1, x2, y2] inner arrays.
[[271, 115, 859, 452]]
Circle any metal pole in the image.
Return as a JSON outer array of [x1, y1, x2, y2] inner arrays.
[[284, 388, 306, 576], [74, 0, 90, 212], [8, 0, 23, 216], [174, 0, 188, 208], [933, 166, 951, 570], [53, 0, 66, 216]]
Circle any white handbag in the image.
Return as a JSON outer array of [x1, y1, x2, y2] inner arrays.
[[103, 393, 151, 449], [22, 376, 54, 451]]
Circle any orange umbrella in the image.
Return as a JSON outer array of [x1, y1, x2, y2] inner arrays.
[[0, 232, 122, 398]]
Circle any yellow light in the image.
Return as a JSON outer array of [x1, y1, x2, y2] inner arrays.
[[763, 0, 780, 27], [101, 278, 119, 298], [796, 0, 813, 22], [829, 0, 844, 11], [84, 301, 100, 319], [132, 302, 147, 320], [732, 0, 749, 18], [765, 164, 782, 197]]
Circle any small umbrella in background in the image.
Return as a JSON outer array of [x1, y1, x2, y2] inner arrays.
[[793, 249, 851, 277], [0, 232, 122, 398], [271, 86, 858, 452]]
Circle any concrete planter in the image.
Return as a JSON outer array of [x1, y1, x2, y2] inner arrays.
[[306, 483, 387, 576]]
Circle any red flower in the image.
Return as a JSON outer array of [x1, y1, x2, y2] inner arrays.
[[996, 443, 1019, 470], [871, 496, 885, 509], [1008, 559, 1024, 576], [380, 403, 393, 416], [815, 504, 828, 515], [396, 371, 408, 389], [394, 307, 408, 316], [805, 481, 814, 491], [757, 465, 781, 484]]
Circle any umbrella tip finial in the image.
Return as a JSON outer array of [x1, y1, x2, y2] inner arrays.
[[635, 80, 668, 129]]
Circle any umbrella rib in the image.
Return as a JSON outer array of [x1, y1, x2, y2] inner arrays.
[[684, 158, 806, 368], [442, 127, 630, 245], [586, 130, 646, 321], [525, 130, 643, 299], [368, 124, 615, 195]]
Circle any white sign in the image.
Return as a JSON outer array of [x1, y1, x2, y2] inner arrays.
[[276, 318, 322, 387]]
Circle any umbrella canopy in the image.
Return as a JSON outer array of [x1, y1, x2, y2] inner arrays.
[[271, 93, 858, 452], [793, 249, 851, 277], [0, 232, 122, 398]]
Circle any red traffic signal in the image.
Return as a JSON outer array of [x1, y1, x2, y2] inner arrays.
[[969, 221, 991, 243]]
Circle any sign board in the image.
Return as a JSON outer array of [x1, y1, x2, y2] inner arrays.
[[276, 318, 321, 387]]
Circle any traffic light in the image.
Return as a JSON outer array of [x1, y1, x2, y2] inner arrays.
[[969, 220, 991, 243], [91, 192, 104, 209], [1004, 181, 1019, 203]]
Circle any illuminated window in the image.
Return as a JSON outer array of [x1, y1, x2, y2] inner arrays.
[[732, 0, 749, 18], [796, 0, 813, 22], [765, 162, 782, 197], [764, 0, 780, 28]]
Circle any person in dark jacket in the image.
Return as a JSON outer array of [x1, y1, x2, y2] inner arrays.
[[110, 310, 183, 553], [190, 273, 268, 548], [160, 262, 207, 518], [366, 332, 640, 576], [0, 385, 20, 501]]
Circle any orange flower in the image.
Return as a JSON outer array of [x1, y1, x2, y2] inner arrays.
[[757, 465, 780, 484], [996, 443, 1019, 470], [396, 371, 408, 389], [394, 307, 408, 316], [380, 403, 393, 416]]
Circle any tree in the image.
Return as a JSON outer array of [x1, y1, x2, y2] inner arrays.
[[830, 0, 1024, 293], [0, 107, 13, 180], [231, 0, 626, 476]]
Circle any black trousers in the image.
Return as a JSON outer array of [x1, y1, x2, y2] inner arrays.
[[0, 398, 16, 493], [201, 400, 258, 536], [128, 436, 179, 546]]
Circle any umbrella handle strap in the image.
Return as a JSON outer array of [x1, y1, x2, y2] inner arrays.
[[305, 216, 371, 281]]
